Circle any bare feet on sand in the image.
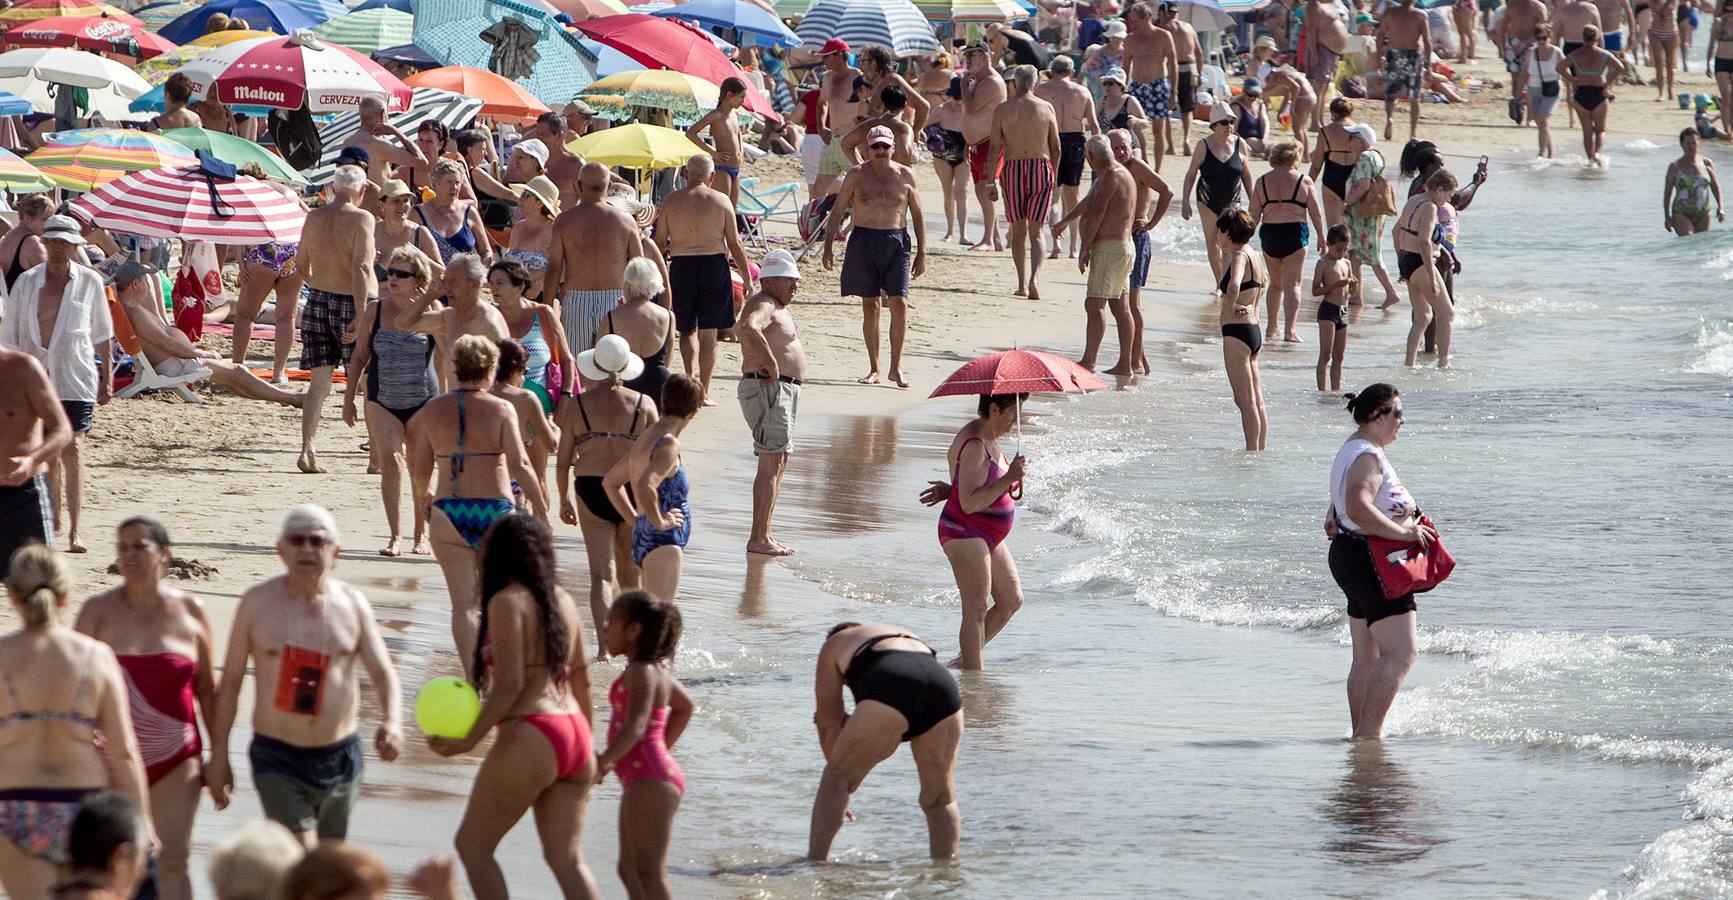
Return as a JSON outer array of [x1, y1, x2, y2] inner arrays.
[[1284, 333, 1302, 343], [888, 369, 909, 388], [747, 539, 798, 556], [67, 538, 87, 554], [1104, 364, 1133, 375], [967, 239, 1004, 252], [858, 371, 881, 385], [297, 451, 325, 474], [412, 538, 431, 555], [380, 538, 401, 558], [1014, 284, 1028, 297], [1027, 283, 1041, 301]]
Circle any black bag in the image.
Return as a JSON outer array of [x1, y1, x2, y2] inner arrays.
[[270, 105, 322, 172], [1507, 96, 1525, 124]]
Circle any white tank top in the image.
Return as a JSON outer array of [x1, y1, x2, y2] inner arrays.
[[1330, 437, 1415, 533]]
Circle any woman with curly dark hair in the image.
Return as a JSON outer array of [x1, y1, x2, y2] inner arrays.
[[428, 513, 599, 900]]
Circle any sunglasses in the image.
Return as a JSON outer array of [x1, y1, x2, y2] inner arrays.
[[283, 533, 330, 548], [387, 268, 417, 280], [1382, 407, 1406, 422]]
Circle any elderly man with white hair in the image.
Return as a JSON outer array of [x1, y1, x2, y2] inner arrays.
[[294, 164, 376, 473], [1072, 134, 1138, 375], [206, 504, 402, 850], [338, 95, 426, 187], [735, 250, 805, 556], [392, 251, 510, 387], [654, 153, 754, 405]]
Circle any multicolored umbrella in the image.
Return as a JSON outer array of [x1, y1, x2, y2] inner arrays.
[[160, 127, 306, 182], [69, 163, 305, 243], [795, 0, 940, 56], [353, 0, 412, 12], [157, 0, 321, 45], [568, 122, 710, 169], [302, 85, 482, 184], [0, 46, 151, 93], [403, 65, 548, 122], [4, 15, 178, 59], [0, 0, 137, 26], [413, 0, 597, 106], [173, 31, 412, 113], [575, 14, 778, 119], [313, 7, 414, 55], [577, 69, 719, 126], [651, 0, 802, 48], [911, 0, 1027, 23], [133, 28, 267, 86], [131, 0, 197, 29], [0, 146, 55, 190], [28, 127, 197, 189], [770, 0, 817, 16]]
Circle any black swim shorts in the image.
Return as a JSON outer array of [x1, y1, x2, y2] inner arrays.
[[1057, 132, 1087, 187], [1329, 531, 1417, 625], [670, 253, 736, 332], [840, 227, 912, 299]]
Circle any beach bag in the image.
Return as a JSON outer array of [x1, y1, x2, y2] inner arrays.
[[1351, 171, 1398, 218], [271, 105, 322, 172], [1507, 96, 1525, 125], [1365, 515, 1456, 600]]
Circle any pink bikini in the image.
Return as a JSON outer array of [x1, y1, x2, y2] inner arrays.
[[607, 672, 684, 794]]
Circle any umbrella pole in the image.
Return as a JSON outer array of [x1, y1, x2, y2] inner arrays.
[[1015, 393, 1022, 455]]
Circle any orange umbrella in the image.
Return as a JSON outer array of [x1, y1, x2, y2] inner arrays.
[[404, 65, 549, 123]]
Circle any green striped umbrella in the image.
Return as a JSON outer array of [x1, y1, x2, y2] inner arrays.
[[312, 7, 413, 54], [772, 0, 817, 17], [911, 0, 1028, 23], [159, 127, 307, 183], [133, 0, 196, 29]]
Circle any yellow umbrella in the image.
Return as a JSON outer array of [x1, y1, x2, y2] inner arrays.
[[577, 69, 720, 127], [132, 28, 270, 86], [568, 123, 711, 170]]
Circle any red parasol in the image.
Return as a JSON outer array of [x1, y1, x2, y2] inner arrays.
[[573, 13, 779, 121], [5, 16, 177, 59], [929, 348, 1106, 398]]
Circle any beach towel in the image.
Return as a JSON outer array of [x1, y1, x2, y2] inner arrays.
[[172, 242, 224, 343]]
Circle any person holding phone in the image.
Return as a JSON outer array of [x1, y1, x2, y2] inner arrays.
[[1397, 140, 1488, 352], [206, 505, 404, 850]]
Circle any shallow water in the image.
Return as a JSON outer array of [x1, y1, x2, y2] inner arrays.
[[185, 144, 1732, 898]]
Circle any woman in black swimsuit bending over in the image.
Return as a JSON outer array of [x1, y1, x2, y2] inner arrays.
[[809, 622, 962, 862], [1182, 105, 1256, 285], [1216, 209, 1269, 451], [1562, 26, 1626, 165], [1309, 98, 1368, 229]]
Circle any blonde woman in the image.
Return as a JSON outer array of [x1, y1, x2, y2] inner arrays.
[[1248, 141, 1326, 343]]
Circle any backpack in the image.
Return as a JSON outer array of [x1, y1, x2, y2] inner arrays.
[[270, 105, 323, 172]]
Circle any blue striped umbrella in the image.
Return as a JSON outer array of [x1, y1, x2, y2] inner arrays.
[[651, 0, 803, 49], [795, 0, 939, 57], [412, 0, 597, 105]]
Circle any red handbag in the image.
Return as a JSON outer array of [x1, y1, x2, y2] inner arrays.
[[1365, 515, 1456, 600]]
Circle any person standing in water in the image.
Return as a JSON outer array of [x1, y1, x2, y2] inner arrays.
[[1562, 26, 1626, 165], [1312, 226, 1356, 392], [1520, 25, 1565, 159], [734, 251, 807, 558], [1249, 141, 1327, 344], [605, 374, 705, 602], [1395, 170, 1457, 368], [76, 518, 220, 900], [1664, 127, 1724, 234], [1325, 384, 1431, 741], [1216, 209, 1269, 451]]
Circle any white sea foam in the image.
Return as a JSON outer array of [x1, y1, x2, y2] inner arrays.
[[1622, 139, 1661, 152], [1685, 320, 1733, 377], [1606, 760, 1733, 898]]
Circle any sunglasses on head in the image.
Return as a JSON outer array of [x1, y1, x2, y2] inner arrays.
[[283, 533, 330, 548], [387, 268, 417, 280]]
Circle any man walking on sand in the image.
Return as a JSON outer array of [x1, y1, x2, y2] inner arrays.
[[1033, 57, 1097, 260], [822, 126, 927, 388], [1074, 136, 1138, 375], [685, 77, 749, 204], [1494, 0, 1550, 80], [813, 39, 864, 200], [1125, 2, 1180, 168], [0, 325, 72, 575], [1302, 0, 1350, 126], [207, 505, 402, 850], [2, 215, 112, 554], [1379, 0, 1434, 140], [991, 65, 1061, 300], [1158, 1, 1206, 152], [547, 163, 643, 362], [655, 154, 754, 406], [294, 164, 376, 474], [735, 250, 806, 557], [962, 43, 1007, 251], [841, 85, 918, 165]]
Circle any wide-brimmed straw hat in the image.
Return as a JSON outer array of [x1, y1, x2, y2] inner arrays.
[[576, 334, 645, 383], [512, 175, 561, 216], [606, 185, 657, 229]]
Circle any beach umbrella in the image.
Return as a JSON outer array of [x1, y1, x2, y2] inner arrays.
[[0, 0, 138, 26], [795, 0, 941, 57], [372, 41, 439, 68], [131, 0, 196, 29], [0, 146, 55, 189], [575, 14, 778, 119], [1214, 0, 1269, 12], [0, 46, 151, 93], [403, 65, 549, 122], [157, 0, 321, 45], [771, 0, 816, 16], [28, 127, 197, 189], [160, 127, 307, 182], [1172, 0, 1231, 30], [313, 7, 413, 54], [133, 28, 267, 85], [353, 0, 412, 12], [0, 89, 30, 115], [929, 348, 1105, 448], [651, 0, 802, 47], [173, 31, 412, 113], [568, 122, 709, 169], [546, 0, 631, 19], [413, 0, 598, 105], [577, 68, 720, 126], [4, 15, 178, 59], [0, 74, 145, 117], [910, 0, 1028, 23], [68, 162, 305, 242], [302, 85, 482, 184], [573, 35, 645, 77]]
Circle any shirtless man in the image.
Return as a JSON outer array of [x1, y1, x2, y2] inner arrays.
[[841, 85, 918, 165], [206, 505, 402, 850], [150, 73, 201, 131], [294, 165, 375, 474], [339, 96, 426, 188], [1110, 128, 1174, 374], [962, 44, 1008, 250], [1591, 0, 1637, 59], [1557, 0, 1604, 55], [1124, 2, 1181, 168], [1033, 56, 1098, 259], [1157, 1, 1207, 151], [734, 250, 806, 557], [532, 112, 586, 209], [546, 163, 643, 365], [813, 39, 864, 198], [655, 154, 755, 406], [1378, 0, 1434, 140], [1495, 0, 1551, 87], [858, 46, 931, 135], [1302, 0, 1350, 128], [821, 126, 927, 388], [685, 77, 749, 204], [392, 253, 510, 387], [0, 329, 71, 576], [1073, 135, 1138, 375], [990, 66, 1061, 299]]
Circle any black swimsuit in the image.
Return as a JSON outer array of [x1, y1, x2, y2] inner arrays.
[[571, 393, 646, 524], [1256, 175, 1312, 260], [1, 240, 30, 293], [1395, 205, 1430, 280], [843, 633, 961, 741], [1218, 251, 1266, 355], [607, 310, 674, 405], [1196, 140, 1246, 215], [1318, 128, 1356, 200]]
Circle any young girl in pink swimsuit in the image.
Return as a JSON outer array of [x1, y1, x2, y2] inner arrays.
[[597, 590, 693, 899]]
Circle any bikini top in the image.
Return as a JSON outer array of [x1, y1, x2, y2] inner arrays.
[[1568, 51, 1610, 80], [1218, 251, 1264, 293], [1258, 173, 1311, 210], [574, 391, 647, 448], [449, 389, 503, 484], [1397, 202, 1430, 238], [0, 644, 100, 732]]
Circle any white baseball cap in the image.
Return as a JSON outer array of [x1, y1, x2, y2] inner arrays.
[[759, 250, 799, 281]]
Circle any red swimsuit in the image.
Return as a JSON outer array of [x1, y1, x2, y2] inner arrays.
[[116, 654, 201, 785]]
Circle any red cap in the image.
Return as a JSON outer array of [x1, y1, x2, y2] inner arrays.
[[820, 38, 850, 55]]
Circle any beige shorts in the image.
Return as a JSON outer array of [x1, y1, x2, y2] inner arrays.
[[1086, 240, 1135, 299], [818, 137, 849, 177], [155, 356, 208, 378], [737, 375, 799, 454]]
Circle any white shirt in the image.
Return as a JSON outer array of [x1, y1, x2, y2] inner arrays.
[[0, 263, 111, 402], [1331, 438, 1415, 533]]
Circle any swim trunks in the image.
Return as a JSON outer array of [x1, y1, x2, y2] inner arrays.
[[249, 733, 364, 840], [1503, 37, 1533, 73], [561, 289, 622, 355], [1307, 44, 1342, 83], [1130, 228, 1153, 289], [1177, 69, 1198, 112], [300, 287, 356, 370], [1128, 77, 1173, 119], [60, 400, 93, 434], [818, 136, 849, 177], [737, 375, 800, 455], [840, 227, 912, 298], [1604, 30, 1624, 52], [0, 474, 51, 577], [1057, 132, 1087, 187], [1384, 48, 1424, 98], [799, 133, 825, 183], [1086, 239, 1135, 298], [244, 241, 298, 278], [1001, 158, 1056, 223], [669, 254, 736, 332], [1318, 299, 1348, 328], [967, 139, 1002, 183]]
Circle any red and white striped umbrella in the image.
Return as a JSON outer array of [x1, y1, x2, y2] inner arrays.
[[173, 29, 409, 113], [68, 164, 304, 244]]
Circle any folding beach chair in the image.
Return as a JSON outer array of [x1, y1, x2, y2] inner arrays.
[[794, 192, 848, 263], [109, 285, 210, 403], [735, 177, 801, 249]]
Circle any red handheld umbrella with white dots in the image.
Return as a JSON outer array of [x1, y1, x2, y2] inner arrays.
[[172, 28, 410, 113]]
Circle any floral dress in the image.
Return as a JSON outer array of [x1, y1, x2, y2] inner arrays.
[[1345, 149, 1387, 267]]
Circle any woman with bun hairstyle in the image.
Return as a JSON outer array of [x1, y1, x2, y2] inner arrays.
[[1324, 384, 1433, 740]]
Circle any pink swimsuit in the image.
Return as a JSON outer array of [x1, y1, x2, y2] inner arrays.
[[608, 672, 684, 794], [937, 437, 1016, 549]]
